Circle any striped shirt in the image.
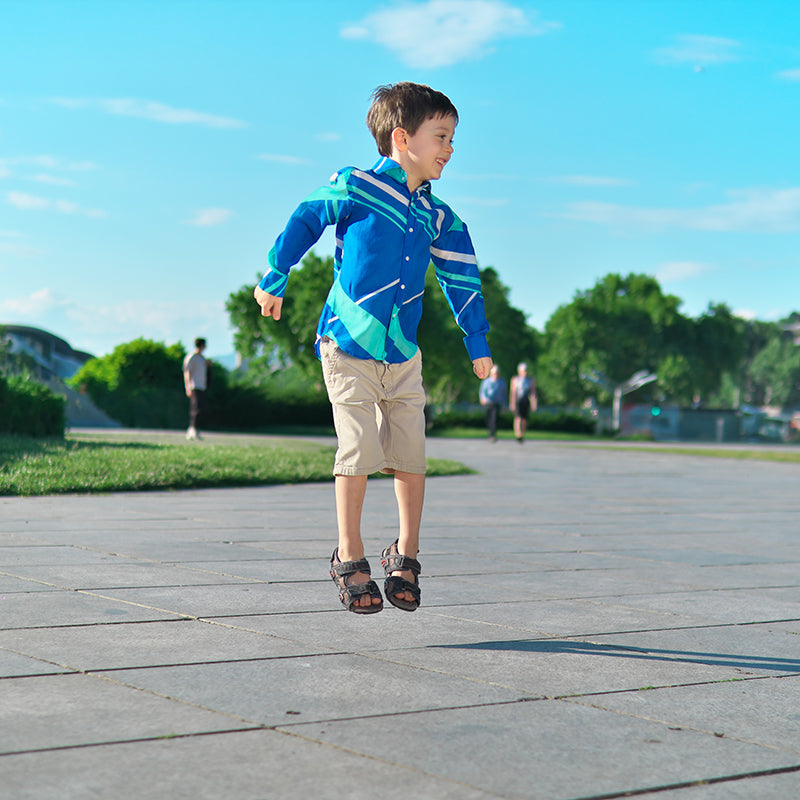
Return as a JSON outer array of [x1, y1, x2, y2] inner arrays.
[[258, 157, 491, 364]]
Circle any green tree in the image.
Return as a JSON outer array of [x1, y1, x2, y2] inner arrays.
[[538, 273, 684, 405], [689, 303, 743, 402], [226, 253, 332, 377], [749, 335, 800, 407]]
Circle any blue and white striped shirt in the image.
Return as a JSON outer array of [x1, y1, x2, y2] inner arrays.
[[258, 157, 491, 364]]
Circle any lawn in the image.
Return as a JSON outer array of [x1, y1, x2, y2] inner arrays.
[[0, 432, 474, 497]]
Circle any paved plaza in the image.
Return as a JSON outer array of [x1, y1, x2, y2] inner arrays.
[[1, 435, 799, 799]]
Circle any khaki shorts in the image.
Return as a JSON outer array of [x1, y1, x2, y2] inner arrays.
[[319, 338, 427, 476]]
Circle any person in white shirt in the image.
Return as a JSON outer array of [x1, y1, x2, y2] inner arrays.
[[183, 338, 207, 440]]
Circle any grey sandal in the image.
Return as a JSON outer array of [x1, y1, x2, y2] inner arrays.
[[329, 549, 383, 614], [380, 540, 421, 612]]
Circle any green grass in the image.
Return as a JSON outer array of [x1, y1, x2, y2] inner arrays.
[[0, 433, 474, 497], [590, 443, 800, 463]]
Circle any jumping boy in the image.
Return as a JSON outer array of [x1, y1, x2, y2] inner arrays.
[[254, 82, 493, 614]]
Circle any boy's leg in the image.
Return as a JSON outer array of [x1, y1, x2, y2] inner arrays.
[[390, 470, 425, 604], [334, 474, 380, 609]]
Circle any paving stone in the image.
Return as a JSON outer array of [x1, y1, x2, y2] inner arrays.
[[0, 648, 71, 678], [0, 730, 500, 800], [94, 653, 525, 726], [0, 618, 328, 671], [282, 698, 800, 799], [0, 672, 253, 754], [569, 675, 800, 754], [0, 589, 182, 629]]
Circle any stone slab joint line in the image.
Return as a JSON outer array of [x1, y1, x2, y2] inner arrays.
[[561, 762, 800, 800]]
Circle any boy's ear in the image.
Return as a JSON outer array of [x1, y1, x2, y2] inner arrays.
[[391, 126, 409, 152]]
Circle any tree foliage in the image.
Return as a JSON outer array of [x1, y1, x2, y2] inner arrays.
[[226, 253, 332, 377], [749, 335, 800, 407], [537, 274, 747, 407]]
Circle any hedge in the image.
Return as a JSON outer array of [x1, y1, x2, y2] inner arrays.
[[0, 374, 66, 437]]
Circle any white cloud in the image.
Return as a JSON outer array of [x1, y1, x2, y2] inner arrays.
[[1, 155, 99, 172], [315, 132, 341, 142], [32, 173, 76, 187], [0, 287, 55, 315], [776, 68, 800, 82], [548, 175, 634, 187], [256, 153, 312, 165], [653, 34, 742, 66], [0, 289, 228, 357], [341, 0, 560, 68], [7, 191, 106, 218], [0, 165, 9, 179], [8, 191, 50, 210], [654, 261, 716, 282], [49, 97, 246, 129], [184, 208, 233, 227], [560, 187, 800, 233], [733, 308, 756, 321]]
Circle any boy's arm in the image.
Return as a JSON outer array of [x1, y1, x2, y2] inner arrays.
[[431, 216, 491, 364], [255, 169, 351, 308]]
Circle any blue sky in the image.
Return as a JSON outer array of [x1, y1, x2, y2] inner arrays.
[[3, 0, 800, 361]]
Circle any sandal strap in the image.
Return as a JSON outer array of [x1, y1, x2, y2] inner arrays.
[[338, 578, 382, 611], [385, 575, 421, 601], [330, 550, 372, 579], [340, 579, 379, 599], [381, 550, 421, 577]]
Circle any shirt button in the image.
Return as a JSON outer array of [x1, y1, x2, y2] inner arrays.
[[401, 284, 406, 289], [405, 256, 410, 261], [408, 227, 414, 232]]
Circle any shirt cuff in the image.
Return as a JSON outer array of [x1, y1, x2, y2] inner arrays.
[[257, 268, 289, 298], [463, 334, 491, 362]]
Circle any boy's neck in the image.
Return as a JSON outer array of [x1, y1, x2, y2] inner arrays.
[[387, 150, 425, 193]]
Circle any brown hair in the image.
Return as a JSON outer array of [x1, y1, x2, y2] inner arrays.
[[367, 82, 459, 157]]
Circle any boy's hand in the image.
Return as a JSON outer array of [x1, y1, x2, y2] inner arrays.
[[254, 286, 283, 320], [472, 357, 493, 380]]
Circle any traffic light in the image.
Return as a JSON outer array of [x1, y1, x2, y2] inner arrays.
[[651, 405, 662, 417]]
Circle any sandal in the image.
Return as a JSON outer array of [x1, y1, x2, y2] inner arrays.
[[329, 549, 383, 614], [380, 540, 421, 612]]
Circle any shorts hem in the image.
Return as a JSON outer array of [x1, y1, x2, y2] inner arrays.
[[333, 462, 386, 477], [385, 461, 427, 475], [333, 461, 427, 477]]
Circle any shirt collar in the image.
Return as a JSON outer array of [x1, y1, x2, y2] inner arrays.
[[371, 157, 431, 195]]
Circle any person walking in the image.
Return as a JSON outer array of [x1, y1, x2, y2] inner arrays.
[[479, 364, 506, 443], [509, 362, 537, 443], [183, 337, 207, 441]]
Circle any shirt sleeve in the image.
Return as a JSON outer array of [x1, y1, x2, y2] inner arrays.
[[430, 214, 491, 361], [257, 169, 352, 297]]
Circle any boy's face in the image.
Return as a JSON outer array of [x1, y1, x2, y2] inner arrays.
[[394, 114, 456, 189]]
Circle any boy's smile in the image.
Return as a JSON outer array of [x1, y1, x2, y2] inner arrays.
[[394, 113, 456, 191]]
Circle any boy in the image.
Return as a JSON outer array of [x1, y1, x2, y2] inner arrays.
[[254, 82, 492, 614]]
